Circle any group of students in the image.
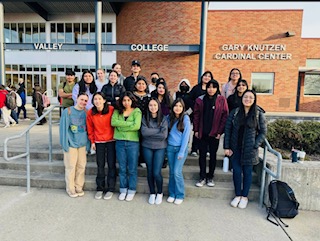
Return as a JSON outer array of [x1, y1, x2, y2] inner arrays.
[[59, 62, 267, 209]]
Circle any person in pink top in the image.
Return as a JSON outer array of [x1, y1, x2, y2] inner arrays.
[[86, 92, 116, 200]]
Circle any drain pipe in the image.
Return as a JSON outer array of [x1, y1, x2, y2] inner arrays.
[[198, 0, 208, 83]]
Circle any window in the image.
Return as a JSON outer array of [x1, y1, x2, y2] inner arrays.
[[304, 74, 320, 96], [251, 73, 274, 94], [306, 59, 320, 68]]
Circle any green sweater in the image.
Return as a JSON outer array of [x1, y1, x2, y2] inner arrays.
[[111, 108, 142, 142]]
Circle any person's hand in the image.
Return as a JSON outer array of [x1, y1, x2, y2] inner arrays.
[[195, 132, 199, 138], [224, 149, 233, 157], [215, 134, 221, 139], [91, 143, 96, 151]]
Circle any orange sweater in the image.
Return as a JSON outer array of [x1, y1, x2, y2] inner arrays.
[[86, 106, 115, 143]]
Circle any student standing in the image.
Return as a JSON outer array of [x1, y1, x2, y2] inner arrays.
[[95, 68, 108, 92], [224, 90, 267, 209], [193, 79, 229, 188], [141, 97, 168, 205], [59, 93, 90, 198], [17, 78, 29, 120], [111, 91, 142, 201], [123, 60, 141, 92], [58, 69, 76, 110], [227, 79, 248, 112], [166, 98, 191, 205], [101, 70, 125, 107], [221, 68, 243, 99], [86, 92, 116, 200]]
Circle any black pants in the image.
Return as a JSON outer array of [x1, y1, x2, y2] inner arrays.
[[198, 136, 220, 180], [191, 133, 200, 153], [37, 107, 47, 124], [17, 105, 27, 119], [95, 142, 116, 193]]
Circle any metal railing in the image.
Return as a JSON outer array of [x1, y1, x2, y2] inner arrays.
[[3, 104, 60, 193], [259, 138, 283, 208]]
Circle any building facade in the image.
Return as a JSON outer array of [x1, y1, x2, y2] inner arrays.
[[2, 2, 320, 112]]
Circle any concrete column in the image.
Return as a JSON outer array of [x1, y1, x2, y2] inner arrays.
[[198, 1, 208, 83], [0, 3, 5, 85], [95, 0, 102, 70]]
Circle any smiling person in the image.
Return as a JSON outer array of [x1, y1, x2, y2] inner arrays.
[[224, 90, 267, 209], [111, 91, 142, 201], [141, 97, 168, 205], [227, 79, 249, 112], [101, 70, 125, 108], [221, 68, 243, 99], [193, 79, 229, 188], [123, 60, 141, 92], [95, 68, 108, 92], [72, 69, 97, 110], [166, 98, 191, 205], [59, 92, 90, 198], [86, 92, 116, 200]]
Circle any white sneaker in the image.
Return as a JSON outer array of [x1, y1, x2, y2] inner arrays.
[[95, 191, 103, 200], [4, 124, 10, 128], [125, 193, 135, 201], [206, 152, 210, 157], [155, 193, 163, 205], [118, 192, 126, 201], [206, 179, 215, 187], [174, 199, 184, 205], [10, 122, 16, 127], [103, 191, 113, 200], [167, 196, 175, 203], [190, 152, 198, 157], [238, 197, 248, 209], [139, 163, 147, 168], [195, 179, 206, 187], [148, 194, 156, 205], [230, 196, 241, 208]]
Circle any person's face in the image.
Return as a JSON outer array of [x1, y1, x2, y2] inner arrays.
[[84, 73, 93, 84], [207, 85, 217, 96], [157, 84, 165, 95], [230, 70, 241, 81], [122, 96, 133, 109], [242, 92, 255, 108], [97, 70, 105, 81], [19, 79, 24, 84], [66, 74, 75, 83], [237, 82, 247, 94], [135, 80, 147, 92], [131, 64, 141, 74], [151, 74, 159, 79], [109, 72, 118, 84], [113, 64, 121, 74], [202, 73, 211, 84], [93, 94, 106, 109], [148, 99, 159, 115], [173, 102, 183, 116], [77, 94, 89, 109]]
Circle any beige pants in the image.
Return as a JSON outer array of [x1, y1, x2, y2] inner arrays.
[[63, 146, 87, 194]]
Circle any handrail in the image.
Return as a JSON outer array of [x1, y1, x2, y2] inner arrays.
[[3, 104, 60, 193], [259, 138, 283, 208]]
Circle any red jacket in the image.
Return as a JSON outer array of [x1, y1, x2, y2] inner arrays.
[[193, 94, 229, 139], [0, 89, 8, 108], [86, 106, 115, 143]]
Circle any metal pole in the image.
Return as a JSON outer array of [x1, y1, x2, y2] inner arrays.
[[49, 111, 52, 162], [95, 0, 102, 70], [0, 3, 5, 85], [198, 0, 208, 83], [26, 132, 30, 193]]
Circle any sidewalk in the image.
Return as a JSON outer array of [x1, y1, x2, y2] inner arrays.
[[0, 185, 319, 241]]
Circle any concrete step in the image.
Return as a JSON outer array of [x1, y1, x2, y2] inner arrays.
[[0, 169, 260, 200], [0, 158, 259, 183]]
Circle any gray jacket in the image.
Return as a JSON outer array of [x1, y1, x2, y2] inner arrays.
[[141, 116, 168, 149]]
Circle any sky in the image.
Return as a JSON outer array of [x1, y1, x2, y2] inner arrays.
[[209, 2, 320, 38]]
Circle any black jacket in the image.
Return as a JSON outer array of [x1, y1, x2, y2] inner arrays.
[[223, 106, 267, 165], [101, 83, 125, 107], [123, 75, 136, 92]]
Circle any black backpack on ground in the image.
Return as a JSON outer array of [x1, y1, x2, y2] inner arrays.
[[265, 180, 299, 241]]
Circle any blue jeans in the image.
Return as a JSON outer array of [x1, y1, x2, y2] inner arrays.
[[116, 140, 139, 194], [232, 149, 253, 197], [166, 145, 188, 199], [142, 147, 165, 194]]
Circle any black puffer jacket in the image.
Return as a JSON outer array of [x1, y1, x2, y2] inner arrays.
[[223, 106, 267, 165], [101, 82, 125, 107]]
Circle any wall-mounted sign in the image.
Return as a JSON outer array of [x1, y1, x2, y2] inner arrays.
[[33, 43, 63, 50], [130, 44, 169, 52], [213, 44, 292, 60]]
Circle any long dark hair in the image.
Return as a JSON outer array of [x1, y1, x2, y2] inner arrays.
[[169, 98, 186, 132], [200, 71, 214, 84], [91, 92, 109, 115], [117, 91, 138, 114], [79, 69, 97, 94], [228, 68, 242, 82], [237, 89, 258, 129], [152, 81, 171, 107], [145, 97, 164, 127]]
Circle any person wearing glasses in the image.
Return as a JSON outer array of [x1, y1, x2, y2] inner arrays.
[[224, 90, 267, 209], [59, 92, 90, 198], [221, 68, 243, 99], [227, 79, 249, 112]]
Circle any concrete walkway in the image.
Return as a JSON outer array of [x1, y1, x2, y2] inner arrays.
[[0, 185, 319, 241]]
